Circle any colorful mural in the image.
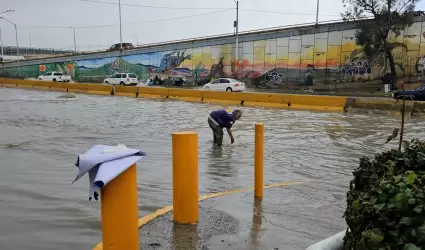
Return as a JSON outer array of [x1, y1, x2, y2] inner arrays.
[[2, 20, 425, 86]]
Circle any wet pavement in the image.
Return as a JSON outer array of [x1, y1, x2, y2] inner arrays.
[[1, 87, 425, 249], [139, 183, 345, 250]]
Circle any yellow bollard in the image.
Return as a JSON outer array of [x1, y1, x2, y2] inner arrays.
[[255, 124, 264, 199], [100, 164, 139, 250], [172, 131, 199, 224]]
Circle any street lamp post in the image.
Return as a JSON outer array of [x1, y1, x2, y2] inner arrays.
[[70, 27, 77, 53], [118, 0, 123, 50], [233, 0, 239, 75], [0, 9, 15, 58], [0, 17, 19, 76], [315, 0, 320, 25], [0, 24, 3, 56]]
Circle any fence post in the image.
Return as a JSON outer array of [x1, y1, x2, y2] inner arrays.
[[255, 124, 264, 199], [100, 164, 139, 250], [172, 131, 199, 224]]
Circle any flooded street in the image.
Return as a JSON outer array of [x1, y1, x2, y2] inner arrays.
[[0, 88, 424, 250]]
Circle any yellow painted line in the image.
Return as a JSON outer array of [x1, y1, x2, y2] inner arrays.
[[93, 180, 303, 250]]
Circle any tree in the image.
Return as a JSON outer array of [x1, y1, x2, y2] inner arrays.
[[341, 0, 419, 89]]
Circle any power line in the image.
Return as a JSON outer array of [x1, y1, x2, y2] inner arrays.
[[240, 8, 341, 17], [79, 0, 233, 10], [18, 9, 232, 29], [80, 0, 342, 17]]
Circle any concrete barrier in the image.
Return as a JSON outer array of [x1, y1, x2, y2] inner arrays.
[[283, 94, 347, 111], [0, 78, 18, 88], [201, 91, 245, 105], [306, 230, 345, 250], [13, 79, 36, 89], [168, 88, 203, 102], [87, 84, 113, 96], [33, 81, 55, 91], [200, 91, 346, 110], [115, 86, 138, 97], [65, 83, 89, 93], [137, 87, 169, 98], [2, 78, 424, 113], [49, 82, 68, 92], [238, 92, 271, 106], [7, 79, 34, 87]]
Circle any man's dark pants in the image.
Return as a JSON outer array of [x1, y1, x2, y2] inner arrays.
[[208, 117, 223, 146]]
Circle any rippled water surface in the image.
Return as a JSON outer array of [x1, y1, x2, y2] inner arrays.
[[1, 88, 425, 250]]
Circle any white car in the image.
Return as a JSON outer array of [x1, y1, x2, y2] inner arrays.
[[103, 73, 138, 86], [203, 78, 245, 92], [38, 72, 72, 82]]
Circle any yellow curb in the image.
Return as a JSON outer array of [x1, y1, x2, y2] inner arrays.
[[93, 181, 303, 250]]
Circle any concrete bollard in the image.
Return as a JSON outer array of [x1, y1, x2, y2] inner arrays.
[[172, 131, 199, 224], [255, 124, 264, 199], [100, 164, 139, 250]]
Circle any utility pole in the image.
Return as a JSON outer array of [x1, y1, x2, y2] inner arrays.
[[70, 27, 76, 53], [315, 0, 320, 25], [14, 23, 19, 76], [0, 17, 19, 75], [0, 24, 3, 56], [118, 0, 123, 50], [0, 10, 15, 57], [234, 0, 239, 74]]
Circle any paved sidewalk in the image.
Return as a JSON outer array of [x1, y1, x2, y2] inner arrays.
[[139, 182, 346, 250]]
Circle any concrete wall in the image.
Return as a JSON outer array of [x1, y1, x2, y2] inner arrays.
[[1, 17, 425, 88]]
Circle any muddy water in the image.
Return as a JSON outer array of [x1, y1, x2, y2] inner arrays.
[[0, 87, 423, 250]]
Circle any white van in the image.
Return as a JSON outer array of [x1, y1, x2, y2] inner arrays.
[[103, 73, 138, 86]]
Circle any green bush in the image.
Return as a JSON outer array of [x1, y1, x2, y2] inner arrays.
[[344, 139, 425, 250]]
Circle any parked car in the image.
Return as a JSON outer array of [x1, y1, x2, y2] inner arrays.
[[152, 75, 166, 85], [103, 73, 138, 86], [107, 43, 134, 52], [392, 83, 425, 101], [203, 78, 246, 92], [170, 76, 186, 86], [38, 72, 71, 82]]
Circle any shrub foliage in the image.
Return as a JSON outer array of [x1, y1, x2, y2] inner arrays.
[[344, 139, 425, 249]]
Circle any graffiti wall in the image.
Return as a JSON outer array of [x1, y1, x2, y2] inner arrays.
[[2, 20, 425, 86]]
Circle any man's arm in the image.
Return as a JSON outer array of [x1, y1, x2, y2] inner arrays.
[[226, 127, 235, 144]]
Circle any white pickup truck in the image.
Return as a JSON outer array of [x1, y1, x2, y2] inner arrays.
[[38, 72, 72, 82]]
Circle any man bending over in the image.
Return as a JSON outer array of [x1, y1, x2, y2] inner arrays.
[[208, 109, 242, 147]]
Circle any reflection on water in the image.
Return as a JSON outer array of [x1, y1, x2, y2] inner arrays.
[[206, 145, 237, 179], [1, 88, 425, 249]]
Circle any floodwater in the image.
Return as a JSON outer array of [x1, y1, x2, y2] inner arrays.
[[0, 87, 424, 250]]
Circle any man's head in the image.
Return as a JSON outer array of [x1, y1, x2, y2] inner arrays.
[[233, 110, 242, 120]]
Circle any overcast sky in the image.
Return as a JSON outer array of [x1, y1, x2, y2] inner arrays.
[[1, 0, 425, 51]]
